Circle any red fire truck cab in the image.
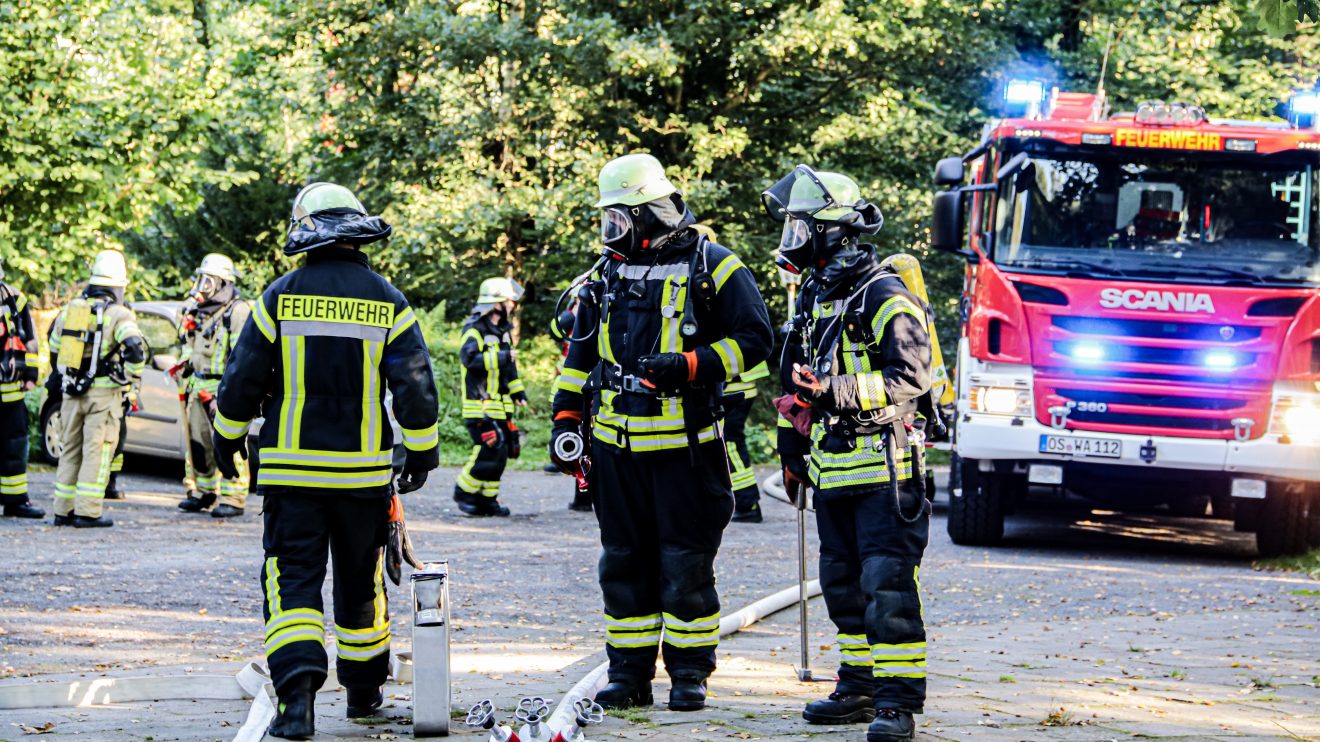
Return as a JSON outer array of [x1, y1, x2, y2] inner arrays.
[[931, 84, 1320, 556]]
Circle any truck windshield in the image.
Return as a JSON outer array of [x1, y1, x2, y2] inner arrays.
[[993, 141, 1320, 286]]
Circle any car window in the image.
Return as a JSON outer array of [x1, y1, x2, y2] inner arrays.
[[136, 313, 182, 358]]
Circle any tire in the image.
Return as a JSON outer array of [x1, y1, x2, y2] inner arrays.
[[1256, 481, 1312, 558], [947, 457, 1006, 546], [1306, 484, 1320, 549], [39, 403, 62, 465]]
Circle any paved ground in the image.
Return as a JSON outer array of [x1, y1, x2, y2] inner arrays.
[[0, 458, 1316, 740]]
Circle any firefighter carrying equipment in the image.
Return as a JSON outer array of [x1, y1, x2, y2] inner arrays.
[[0, 281, 39, 513], [456, 302, 524, 511], [48, 288, 145, 520], [285, 182, 392, 256], [213, 247, 440, 496], [762, 166, 883, 278], [177, 280, 252, 511], [551, 168, 774, 686]]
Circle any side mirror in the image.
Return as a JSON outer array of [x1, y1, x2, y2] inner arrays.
[[933, 157, 964, 186], [152, 354, 177, 373], [931, 190, 967, 254]]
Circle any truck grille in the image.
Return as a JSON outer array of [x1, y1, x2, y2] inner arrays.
[[1052, 316, 1261, 342], [1035, 377, 1270, 440]]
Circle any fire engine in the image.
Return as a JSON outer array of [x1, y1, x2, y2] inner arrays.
[[931, 81, 1320, 556]]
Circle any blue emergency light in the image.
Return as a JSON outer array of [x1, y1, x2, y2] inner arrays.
[[1004, 79, 1047, 117], [1070, 343, 1104, 362], [1287, 90, 1320, 128], [1202, 350, 1239, 370]]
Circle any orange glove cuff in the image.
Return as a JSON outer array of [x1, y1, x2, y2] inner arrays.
[[683, 350, 698, 382], [554, 410, 583, 422]]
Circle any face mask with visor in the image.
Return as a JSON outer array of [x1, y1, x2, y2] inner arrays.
[[761, 164, 883, 274]]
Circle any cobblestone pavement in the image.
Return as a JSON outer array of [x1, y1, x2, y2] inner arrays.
[[0, 459, 1315, 740]]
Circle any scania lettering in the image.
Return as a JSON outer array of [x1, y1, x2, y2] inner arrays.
[[1098, 288, 1216, 313], [931, 87, 1320, 556]]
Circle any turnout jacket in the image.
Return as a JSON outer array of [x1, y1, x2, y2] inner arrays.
[[214, 249, 439, 496], [779, 254, 932, 499], [459, 312, 524, 421], [552, 232, 773, 453], [179, 296, 251, 395], [0, 282, 39, 403]]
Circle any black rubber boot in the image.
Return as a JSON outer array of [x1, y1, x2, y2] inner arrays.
[[803, 692, 877, 724], [211, 504, 245, 518], [71, 514, 114, 528], [52, 514, 72, 527], [269, 675, 316, 740], [104, 474, 125, 500], [595, 678, 653, 710], [453, 491, 510, 517], [866, 708, 915, 741], [731, 504, 763, 523], [667, 674, 708, 711], [3, 501, 45, 519], [178, 491, 215, 512], [568, 490, 593, 512], [346, 685, 384, 718]]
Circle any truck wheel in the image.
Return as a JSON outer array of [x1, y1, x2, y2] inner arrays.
[[1256, 481, 1311, 558], [947, 457, 1006, 546], [1307, 484, 1320, 549], [39, 403, 62, 465]]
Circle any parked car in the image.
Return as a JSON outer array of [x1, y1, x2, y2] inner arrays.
[[38, 300, 406, 474]]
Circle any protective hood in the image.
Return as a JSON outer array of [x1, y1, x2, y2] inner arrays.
[[285, 207, 392, 256], [600, 193, 696, 259], [816, 245, 885, 299], [84, 284, 125, 305]]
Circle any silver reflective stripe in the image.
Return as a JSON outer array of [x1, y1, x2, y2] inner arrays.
[[363, 339, 381, 451], [282, 340, 298, 448], [260, 472, 391, 487], [281, 320, 388, 343], [259, 450, 392, 467], [618, 262, 691, 280]]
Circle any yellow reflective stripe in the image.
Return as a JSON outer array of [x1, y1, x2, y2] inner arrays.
[[213, 410, 250, 440], [0, 474, 27, 495], [856, 372, 887, 411], [387, 306, 416, 343], [265, 608, 324, 640], [873, 661, 927, 676], [402, 424, 439, 451], [872, 296, 924, 339], [257, 448, 392, 467], [506, 377, 525, 394], [663, 612, 720, 631], [606, 632, 661, 648], [711, 254, 745, 290], [265, 557, 282, 615], [360, 338, 384, 451], [593, 423, 718, 452], [711, 338, 743, 377], [257, 468, 392, 489], [659, 275, 687, 354], [554, 367, 588, 394], [606, 613, 662, 629], [598, 314, 615, 363], [253, 299, 277, 342], [113, 322, 140, 343], [266, 627, 325, 655], [54, 483, 75, 499], [14, 293, 26, 311]]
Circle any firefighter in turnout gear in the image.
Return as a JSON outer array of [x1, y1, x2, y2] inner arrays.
[[724, 360, 769, 523], [766, 166, 935, 742], [175, 253, 252, 517], [455, 277, 526, 517], [550, 154, 774, 712], [48, 250, 147, 528], [213, 182, 439, 740], [0, 262, 44, 519]]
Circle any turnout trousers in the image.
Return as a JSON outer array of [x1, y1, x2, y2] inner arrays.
[[260, 493, 391, 695], [53, 388, 124, 518], [455, 419, 509, 500], [594, 441, 734, 682], [815, 478, 930, 714], [0, 392, 29, 505], [722, 396, 760, 511], [188, 394, 248, 507]]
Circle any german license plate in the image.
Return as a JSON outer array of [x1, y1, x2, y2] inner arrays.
[[1039, 434, 1121, 458]]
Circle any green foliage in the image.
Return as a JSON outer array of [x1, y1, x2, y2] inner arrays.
[[1255, 0, 1320, 35]]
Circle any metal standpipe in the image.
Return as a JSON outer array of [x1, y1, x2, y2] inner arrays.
[[411, 561, 451, 737]]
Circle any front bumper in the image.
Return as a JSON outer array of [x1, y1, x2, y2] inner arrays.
[[956, 412, 1320, 483]]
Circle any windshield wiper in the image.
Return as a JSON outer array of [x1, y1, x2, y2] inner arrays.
[[1013, 258, 1126, 277], [1147, 265, 1263, 285]]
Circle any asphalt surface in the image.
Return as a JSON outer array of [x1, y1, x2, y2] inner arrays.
[[0, 457, 1315, 740]]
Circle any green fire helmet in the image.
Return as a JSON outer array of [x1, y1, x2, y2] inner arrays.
[[763, 164, 864, 222], [89, 249, 129, 288], [196, 253, 237, 282], [594, 153, 678, 208], [477, 277, 524, 305], [290, 182, 366, 228]]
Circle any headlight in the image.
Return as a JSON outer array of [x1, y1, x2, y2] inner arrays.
[[1276, 402, 1320, 443], [970, 386, 1032, 416]]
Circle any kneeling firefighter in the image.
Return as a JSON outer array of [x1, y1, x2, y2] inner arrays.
[[549, 154, 774, 711], [175, 253, 252, 517], [454, 277, 526, 517], [212, 183, 439, 739], [48, 250, 147, 528], [766, 166, 939, 742]]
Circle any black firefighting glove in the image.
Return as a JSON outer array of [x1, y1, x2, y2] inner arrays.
[[213, 431, 247, 480], [638, 351, 695, 392], [510, 390, 529, 405], [397, 446, 438, 495], [396, 464, 428, 495], [549, 415, 582, 474]]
